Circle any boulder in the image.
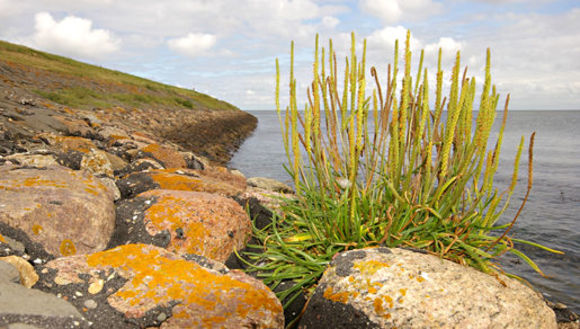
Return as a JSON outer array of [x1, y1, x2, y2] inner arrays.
[[116, 168, 246, 199], [247, 177, 293, 194], [34, 244, 284, 329], [37, 134, 114, 177], [138, 143, 187, 169], [4, 151, 60, 168], [0, 165, 116, 260], [110, 189, 251, 263], [0, 281, 89, 328], [0, 256, 38, 288], [300, 247, 558, 329]]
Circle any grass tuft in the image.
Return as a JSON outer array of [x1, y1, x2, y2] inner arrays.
[[242, 31, 562, 314]]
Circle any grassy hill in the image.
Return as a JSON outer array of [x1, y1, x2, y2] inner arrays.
[[0, 40, 238, 112], [0, 40, 256, 164]]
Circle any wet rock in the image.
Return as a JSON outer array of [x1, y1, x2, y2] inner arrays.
[[0, 165, 116, 258], [116, 168, 246, 199], [0, 281, 89, 328], [35, 244, 284, 329], [110, 189, 251, 263], [247, 177, 293, 194], [300, 248, 557, 329]]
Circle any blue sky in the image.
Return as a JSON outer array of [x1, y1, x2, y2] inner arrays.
[[0, 0, 578, 110]]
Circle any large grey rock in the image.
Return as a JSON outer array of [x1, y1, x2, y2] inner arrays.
[[0, 281, 89, 328], [300, 247, 558, 329]]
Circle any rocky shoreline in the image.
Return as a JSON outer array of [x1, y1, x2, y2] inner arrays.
[[0, 75, 578, 328]]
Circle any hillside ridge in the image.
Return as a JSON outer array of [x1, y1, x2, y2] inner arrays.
[[0, 40, 257, 164]]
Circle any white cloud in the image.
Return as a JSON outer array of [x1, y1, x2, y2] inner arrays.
[[32, 12, 119, 60], [424, 37, 462, 62], [321, 16, 340, 29], [367, 26, 421, 53], [359, 0, 443, 24], [167, 33, 217, 58]]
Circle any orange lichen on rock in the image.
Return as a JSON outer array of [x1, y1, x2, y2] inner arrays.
[[373, 298, 384, 314], [0, 233, 5, 243], [354, 259, 390, 276], [140, 143, 187, 168], [138, 189, 251, 262], [150, 172, 203, 192], [323, 286, 357, 304], [85, 244, 282, 326], [32, 224, 43, 235], [60, 239, 77, 256]]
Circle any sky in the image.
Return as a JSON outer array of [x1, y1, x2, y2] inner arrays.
[[0, 0, 578, 111]]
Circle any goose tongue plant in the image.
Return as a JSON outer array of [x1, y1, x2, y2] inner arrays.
[[241, 31, 562, 314]]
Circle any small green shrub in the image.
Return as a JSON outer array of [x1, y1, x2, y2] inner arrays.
[[241, 31, 561, 312]]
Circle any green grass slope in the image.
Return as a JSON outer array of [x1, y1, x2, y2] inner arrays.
[[0, 40, 238, 112]]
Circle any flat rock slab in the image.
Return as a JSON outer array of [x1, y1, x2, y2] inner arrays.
[[0, 165, 116, 259], [300, 247, 557, 329], [110, 189, 251, 263], [35, 243, 284, 329], [116, 168, 246, 199], [0, 281, 89, 328]]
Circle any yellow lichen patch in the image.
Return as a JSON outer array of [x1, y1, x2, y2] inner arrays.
[[60, 239, 77, 256], [21, 177, 68, 189], [353, 259, 390, 276], [86, 244, 281, 323], [31, 224, 43, 235], [417, 275, 425, 283], [150, 172, 203, 192], [368, 286, 378, 294], [0, 233, 5, 243], [373, 298, 384, 314], [144, 193, 209, 251], [323, 287, 351, 304], [383, 295, 394, 308], [399, 288, 407, 296], [141, 144, 186, 168]]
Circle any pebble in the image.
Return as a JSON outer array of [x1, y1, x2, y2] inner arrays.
[[157, 312, 167, 322], [84, 299, 98, 309]]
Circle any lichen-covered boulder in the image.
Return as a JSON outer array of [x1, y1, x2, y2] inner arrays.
[[138, 143, 187, 169], [35, 244, 284, 329], [110, 189, 251, 262], [300, 247, 557, 329], [116, 168, 246, 199], [4, 150, 60, 168], [38, 134, 114, 177], [0, 165, 116, 260]]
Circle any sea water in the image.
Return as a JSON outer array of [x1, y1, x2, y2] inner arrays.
[[230, 110, 580, 313]]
